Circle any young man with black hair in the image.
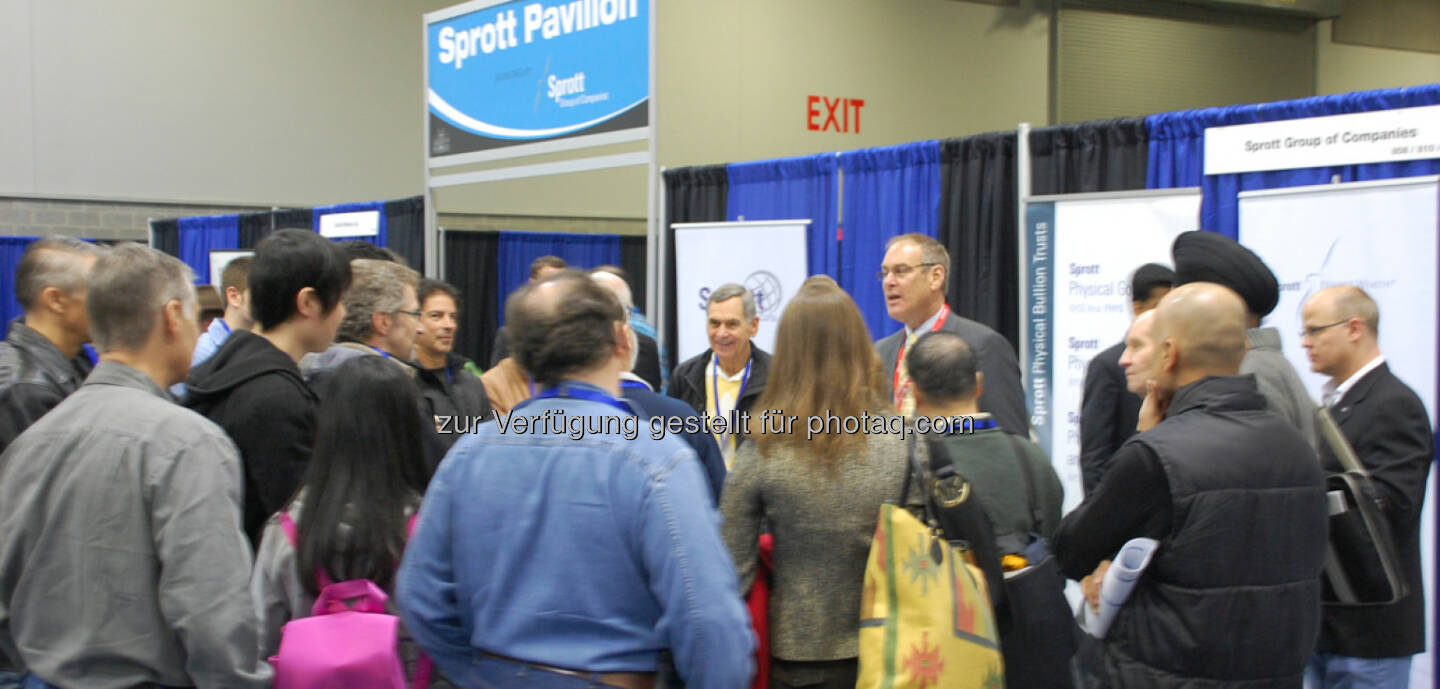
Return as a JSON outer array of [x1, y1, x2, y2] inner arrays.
[[183, 229, 351, 544], [413, 278, 492, 451]]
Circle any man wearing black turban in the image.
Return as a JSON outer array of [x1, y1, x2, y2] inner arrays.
[[1171, 231, 1316, 445]]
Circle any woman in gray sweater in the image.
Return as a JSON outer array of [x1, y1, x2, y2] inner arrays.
[[721, 277, 917, 689]]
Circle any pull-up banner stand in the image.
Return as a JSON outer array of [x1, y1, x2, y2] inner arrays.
[[1239, 176, 1440, 689], [422, 0, 655, 282], [1022, 188, 1201, 514], [671, 220, 810, 364]]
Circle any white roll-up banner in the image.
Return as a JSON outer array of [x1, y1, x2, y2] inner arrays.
[[1240, 175, 1439, 687], [672, 220, 810, 365], [1023, 189, 1201, 515]]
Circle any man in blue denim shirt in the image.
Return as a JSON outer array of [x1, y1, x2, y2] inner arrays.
[[398, 271, 754, 689]]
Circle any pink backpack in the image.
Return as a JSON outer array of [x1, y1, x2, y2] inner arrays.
[[270, 512, 432, 689]]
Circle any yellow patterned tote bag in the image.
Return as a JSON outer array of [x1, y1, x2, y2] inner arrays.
[[858, 503, 1004, 689]]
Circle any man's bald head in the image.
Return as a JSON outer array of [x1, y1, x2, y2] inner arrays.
[[1154, 282, 1249, 383], [505, 270, 627, 385], [1307, 285, 1379, 336]]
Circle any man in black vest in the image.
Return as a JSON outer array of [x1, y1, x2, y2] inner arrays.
[[1054, 282, 1327, 688], [1302, 285, 1434, 688]]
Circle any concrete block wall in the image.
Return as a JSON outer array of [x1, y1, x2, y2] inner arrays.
[[0, 197, 267, 242]]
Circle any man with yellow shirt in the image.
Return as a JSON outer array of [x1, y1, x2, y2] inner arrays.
[[671, 284, 771, 468]]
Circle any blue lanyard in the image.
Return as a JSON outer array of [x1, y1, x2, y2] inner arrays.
[[532, 382, 635, 416], [369, 346, 391, 359], [711, 355, 752, 420], [943, 416, 998, 435], [217, 318, 231, 336], [620, 379, 650, 391]]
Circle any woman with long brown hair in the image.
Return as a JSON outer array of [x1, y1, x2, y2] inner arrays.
[[721, 276, 916, 689]]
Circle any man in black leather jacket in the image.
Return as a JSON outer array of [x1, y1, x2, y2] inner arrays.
[[0, 237, 104, 454]]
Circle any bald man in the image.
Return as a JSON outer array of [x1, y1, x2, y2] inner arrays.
[[1055, 283, 1327, 689], [1302, 286, 1433, 688]]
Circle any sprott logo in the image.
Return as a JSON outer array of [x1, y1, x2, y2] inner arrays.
[[745, 270, 783, 318]]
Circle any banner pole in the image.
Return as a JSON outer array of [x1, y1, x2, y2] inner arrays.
[[1017, 122, 1032, 399]]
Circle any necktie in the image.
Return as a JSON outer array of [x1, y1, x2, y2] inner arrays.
[[898, 331, 919, 417]]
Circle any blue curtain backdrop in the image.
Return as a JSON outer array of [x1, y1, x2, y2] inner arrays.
[[725, 154, 840, 279], [838, 141, 942, 339], [177, 214, 240, 285], [1146, 84, 1440, 238], [495, 231, 620, 326], [312, 201, 388, 248], [0, 237, 37, 327]]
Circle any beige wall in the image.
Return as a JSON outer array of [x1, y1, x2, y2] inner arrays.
[[2, 1, 1434, 224], [1316, 20, 1440, 96], [657, 0, 1050, 168], [0, 0, 455, 207]]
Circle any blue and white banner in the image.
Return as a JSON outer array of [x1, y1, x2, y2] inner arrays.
[[425, 0, 650, 159], [672, 220, 809, 364], [1023, 189, 1201, 514]]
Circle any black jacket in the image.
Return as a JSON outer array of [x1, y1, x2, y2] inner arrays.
[[670, 344, 771, 426], [1064, 376, 1327, 689], [415, 352, 493, 453], [0, 320, 92, 455], [1317, 362, 1434, 657], [1079, 340, 1141, 495], [183, 330, 317, 545], [622, 382, 725, 503], [875, 309, 1029, 435]]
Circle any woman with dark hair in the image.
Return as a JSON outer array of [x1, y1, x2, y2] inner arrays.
[[721, 276, 917, 689], [251, 355, 449, 686]]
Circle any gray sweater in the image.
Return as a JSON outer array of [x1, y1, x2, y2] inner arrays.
[[720, 430, 919, 661], [1242, 327, 1317, 447]]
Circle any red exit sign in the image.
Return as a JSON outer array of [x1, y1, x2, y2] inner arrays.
[[807, 96, 865, 133]]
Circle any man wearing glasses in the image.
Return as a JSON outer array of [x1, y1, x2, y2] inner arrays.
[[301, 257, 424, 394], [1302, 286, 1434, 689], [875, 233, 1028, 435]]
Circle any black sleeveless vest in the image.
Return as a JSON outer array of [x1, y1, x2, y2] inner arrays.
[[1100, 376, 1327, 689]]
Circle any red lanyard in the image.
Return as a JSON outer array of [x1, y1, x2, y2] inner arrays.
[[893, 304, 950, 409]]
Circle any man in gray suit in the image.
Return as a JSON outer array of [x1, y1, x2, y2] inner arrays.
[[875, 233, 1028, 435]]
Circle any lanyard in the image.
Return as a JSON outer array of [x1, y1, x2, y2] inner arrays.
[[893, 304, 950, 409], [531, 382, 635, 416], [620, 379, 650, 391], [369, 346, 392, 359], [217, 318, 231, 336], [942, 416, 998, 435], [712, 354, 752, 421]]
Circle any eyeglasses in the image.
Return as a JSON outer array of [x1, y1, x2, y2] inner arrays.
[[1299, 319, 1348, 339], [393, 309, 422, 319], [876, 262, 940, 281]]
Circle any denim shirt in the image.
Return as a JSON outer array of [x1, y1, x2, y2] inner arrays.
[[397, 382, 754, 689]]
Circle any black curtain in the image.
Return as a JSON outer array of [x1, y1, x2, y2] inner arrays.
[[272, 208, 312, 231], [385, 197, 426, 270], [444, 230, 500, 367], [938, 133, 1020, 350], [619, 235, 648, 313], [1029, 117, 1150, 195], [237, 211, 273, 249], [151, 219, 180, 258], [662, 165, 728, 373]]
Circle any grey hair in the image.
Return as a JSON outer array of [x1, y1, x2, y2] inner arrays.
[[590, 271, 639, 370], [15, 236, 104, 310], [708, 283, 756, 320], [87, 243, 196, 352], [337, 258, 420, 343]]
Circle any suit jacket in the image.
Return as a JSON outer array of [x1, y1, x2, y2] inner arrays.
[[876, 309, 1029, 436], [1079, 340, 1140, 495], [633, 333, 663, 394], [621, 385, 725, 504], [1317, 362, 1434, 657]]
